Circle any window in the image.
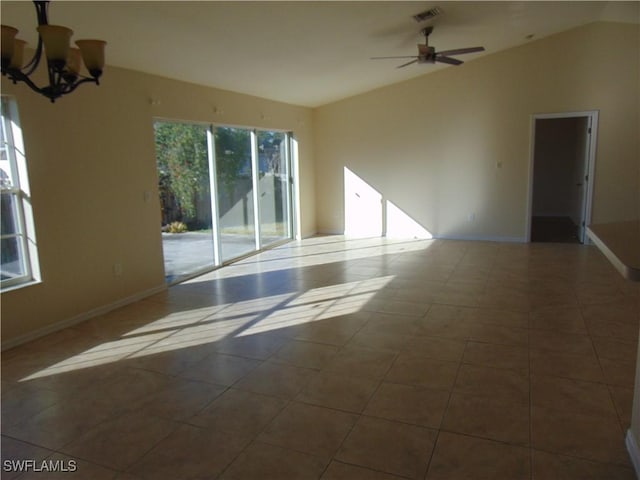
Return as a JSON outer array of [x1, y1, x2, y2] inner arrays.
[[1, 96, 39, 289]]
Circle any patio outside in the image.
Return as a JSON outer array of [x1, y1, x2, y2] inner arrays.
[[162, 230, 285, 284]]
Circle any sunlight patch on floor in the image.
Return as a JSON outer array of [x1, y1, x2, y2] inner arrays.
[[19, 275, 395, 382]]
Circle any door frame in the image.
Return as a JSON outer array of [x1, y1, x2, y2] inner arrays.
[[526, 110, 599, 243]]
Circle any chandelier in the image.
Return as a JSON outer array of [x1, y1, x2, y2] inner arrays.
[[1, 1, 106, 103]]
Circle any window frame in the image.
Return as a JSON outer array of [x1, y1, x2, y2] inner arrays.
[[1, 96, 39, 290]]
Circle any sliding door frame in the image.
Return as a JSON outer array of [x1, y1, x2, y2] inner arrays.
[[206, 123, 295, 267]]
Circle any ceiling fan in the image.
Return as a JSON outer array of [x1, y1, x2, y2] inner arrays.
[[371, 26, 485, 68]]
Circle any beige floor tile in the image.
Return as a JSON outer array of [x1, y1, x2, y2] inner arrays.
[[364, 299, 430, 317], [258, 402, 358, 461], [426, 431, 530, 480], [475, 288, 530, 312], [211, 332, 289, 360], [60, 412, 177, 470], [428, 288, 479, 307], [115, 473, 144, 479], [335, 416, 437, 479], [190, 388, 287, 436], [531, 450, 636, 480], [447, 265, 490, 285], [577, 285, 628, 305], [296, 371, 379, 413], [323, 346, 397, 380], [1, 436, 54, 480], [271, 340, 340, 369], [293, 313, 370, 346], [404, 336, 466, 362], [362, 313, 421, 335], [462, 341, 528, 371], [364, 382, 450, 428], [592, 336, 638, 363], [233, 361, 315, 399], [16, 453, 119, 480], [599, 357, 637, 387], [529, 349, 604, 382], [531, 406, 630, 466], [346, 330, 411, 353], [321, 461, 407, 480], [128, 344, 215, 377], [219, 441, 328, 480], [129, 423, 250, 480], [468, 323, 529, 347], [423, 304, 469, 322], [532, 290, 580, 307], [454, 364, 529, 403], [132, 377, 225, 421], [2, 388, 121, 451], [529, 306, 587, 334], [609, 385, 634, 430], [586, 317, 640, 343], [4, 238, 640, 480], [89, 368, 176, 413], [441, 393, 529, 445], [529, 330, 595, 355], [179, 352, 262, 386], [416, 316, 473, 341], [1, 382, 60, 429], [531, 374, 617, 419], [385, 353, 459, 390], [581, 301, 639, 325], [462, 307, 529, 329], [3, 357, 123, 395], [390, 287, 437, 304]]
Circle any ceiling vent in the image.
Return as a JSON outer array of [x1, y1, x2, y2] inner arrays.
[[413, 6, 443, 22]]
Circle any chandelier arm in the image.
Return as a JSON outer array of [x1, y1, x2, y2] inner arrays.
[[22, 2, 50, 77], [22, 37, 44, 76], [7, 66, 98, 103], [5, 68, 51, 99], [59, 76, 99, 94]]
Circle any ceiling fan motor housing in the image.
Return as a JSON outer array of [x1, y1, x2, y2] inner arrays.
[[418, 45, 436, 63]]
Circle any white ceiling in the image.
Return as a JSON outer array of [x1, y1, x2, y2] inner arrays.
[[2, 1, 638, 107]]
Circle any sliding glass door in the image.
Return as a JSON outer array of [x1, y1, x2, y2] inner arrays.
[[214, 127, 256, 263], [257, 131, 291, 247], [155, 122, 215, 283], [155, 122, 294, 283]]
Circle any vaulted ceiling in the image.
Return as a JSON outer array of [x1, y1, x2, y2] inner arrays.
[[2, 1, 638, 107]]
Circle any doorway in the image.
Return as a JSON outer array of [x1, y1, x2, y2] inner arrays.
[[527, 111, 598, 244]]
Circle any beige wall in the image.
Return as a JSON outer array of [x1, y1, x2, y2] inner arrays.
[[1, 66, 315, 346], [313, 22, 639, 239]]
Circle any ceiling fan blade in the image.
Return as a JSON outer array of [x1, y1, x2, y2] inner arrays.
[[397, 59, 419, 69], [371, 56, 420, 60], [435, 56, 463, 66], [436, 46, 485, 56]]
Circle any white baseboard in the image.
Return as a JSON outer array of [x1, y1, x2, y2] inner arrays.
[[435, 234, 527, 243], [314, 231, 527, 244], [626, 429, 640, 477], [1, 284, 167, 351], [315, 228, 344, 236]]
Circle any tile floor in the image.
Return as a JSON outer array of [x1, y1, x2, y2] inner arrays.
[[1, 236, 639, 479]]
